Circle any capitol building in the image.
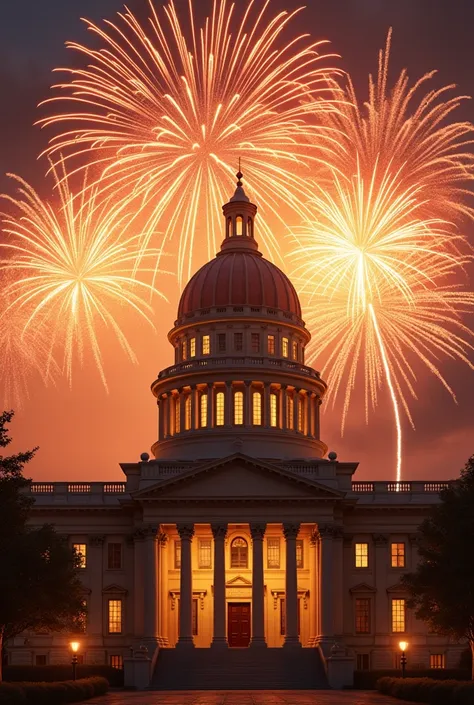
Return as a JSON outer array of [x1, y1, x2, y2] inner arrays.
[[9, 176, 462, 689]]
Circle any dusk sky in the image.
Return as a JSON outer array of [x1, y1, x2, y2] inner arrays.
[[1, 0, 473, 482]]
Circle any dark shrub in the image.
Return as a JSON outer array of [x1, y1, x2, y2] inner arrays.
[[4, 665, 122, 687], [355, 669, 470, 689], [0, 677, 108, 705], [376, 676, 474, 704], [0, 683, 26, 705]]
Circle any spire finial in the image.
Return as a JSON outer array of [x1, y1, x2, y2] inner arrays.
[[236, 157, 243, 186], [229, 158, 249, 203]]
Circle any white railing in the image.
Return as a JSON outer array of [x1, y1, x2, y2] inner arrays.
[[157, 356, 321, 380], [351, 481, 453, 494]]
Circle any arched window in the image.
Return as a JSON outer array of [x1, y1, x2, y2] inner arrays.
[[270, 392, 278, 427], [231, 537, 248, 568], [181, 339, 187, 361], [292, 341, 298, 361], [287, 394, 294, 430], [175, 397, 180, 434], [234, 391, 244, 425], [282, 337, 289, 358], [247, 217, 253, 238], [200, 394, 208, 428], [298, 394, 304, 433], [185, 395, 192, 431], [216, 391, 225, 426], [236, 215, 244, 236], [253, 391, 262, 425], [227, 216, 232, 238]]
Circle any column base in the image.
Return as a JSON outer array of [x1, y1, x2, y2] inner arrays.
[[211, 638, 228, 649], [283, 637, 302, 648], [315, 636, 336, 657], [250, 638, 267, 648], [176, 637, 195, 649]]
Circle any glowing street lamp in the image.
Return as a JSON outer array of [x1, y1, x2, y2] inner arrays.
[[70, 641, 80, 681], [399, 641, 408, 678]]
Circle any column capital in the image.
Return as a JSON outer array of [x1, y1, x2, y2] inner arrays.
[[177, 523, 195, 540], [211, 523, 228, 539], [142, 525, 159, 540], [244, 380, 253, 387], [310, 529, 319, 547], [158, 531, 169, 546], [373, 533, 389, 546], [283, 523, 300, 540], [250, 523, 267, 540], [225, 380, 232, 388], [318, 523, 336, 539], [89, 534, 106, 547]]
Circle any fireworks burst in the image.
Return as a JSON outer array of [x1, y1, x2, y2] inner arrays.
[[0, 164, 167, 390], [39, 0, 341, 285]]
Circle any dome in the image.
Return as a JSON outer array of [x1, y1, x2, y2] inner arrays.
[[177, 249, 302, 319]]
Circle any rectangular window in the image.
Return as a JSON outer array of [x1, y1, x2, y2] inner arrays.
[[267, 335, 275, 355], [391, 598, 406, 633], [110, 655, 123, 669], [234, 391, 244, 425], [108, 543, 122, 571], [73, 543, 87, 569], [181, 340, 187, 360], [430, 654, 445, 669], [253, 392, 262, 425], [108, 599, 122, 634], [296, 539, 304, 568], [202, 335, 210, 355], [234, 332, 243, 351], [251, 333, 260, 353], [200, 394, 208, 428], [185, 396, 192, 430], [216, 391, 225, 426], [297, 395, 304, 432], [292, 341, 298, 360], [280, 598, 301, 636], [286, 395, 294, 430], [270, 393, 277, 427], [217, 333, 226, 353], [355, 598, 371, 633], [355, 543, 369, 568], [174, 397, 180, 434], [267, 538, 280, 568], [391, 542, 406, 568], [35, 655, 47, 666], [282, 337, 289, 358], [199, 539, 212, 569], [357, 654, 370, 671], [174, 540, 181, 569], [190, 338, 196, 358]]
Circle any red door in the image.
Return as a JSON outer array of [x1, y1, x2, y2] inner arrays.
[[228, 603, 251, 647]]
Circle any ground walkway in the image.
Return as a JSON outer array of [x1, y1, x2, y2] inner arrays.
[[88, 691, 399, 704]]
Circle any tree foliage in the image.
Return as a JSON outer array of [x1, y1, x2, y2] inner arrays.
[[0, 411, 85, 681], [402, 455, 474, 678]]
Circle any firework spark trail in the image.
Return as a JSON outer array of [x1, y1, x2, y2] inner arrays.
[[0, 163, 168, 390], [38, 0, 342, 285]]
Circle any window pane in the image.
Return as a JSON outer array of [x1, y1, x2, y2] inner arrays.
[[181, 340, 187, 360], [251, 333, 260, 353], [200, 394, 208, 428], [297, 395, 304, 432], [234, 391, 244, 425], [110, 655, 123, 669], [253, 392, 262, 425], [108, 599, 122, 634], [391, 543, 405, 568], [282, 337, 289, 357], [73, 543, 87, 569], [175, 397, 180, 434], [391, 599, 406, 633], [292, 341, 298, 360], [267, 335, 275, 355], [267, 538, 280, 568], [216, 391, 225, 426], [174, 540, 181, 568], [108, 543, 122, 570], [236, 215, 243, 236], [287, 395, 294, 429], [199, 539, 212, 568], [234, 332, 243, 351], [355, 543, 369, 568], [296, 539, 304, 568], [185, 396, 192, 430], [430, 654, 445, 669], [355, 598, 370, 633], [202, 335, 210, 355], [270, 393, 277, 427], [190, 338, 196, 357], [231, 537, 248, 568], [218, 333, 226, 352]]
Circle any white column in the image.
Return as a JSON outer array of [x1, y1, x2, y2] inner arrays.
[[309, 528, 319, 643], [143, 526, 158, 642], [179, 388, 186, 433], [307, 393, 313, 437], [158, 396, 165, 440], [264, 383, 271, 428], [225, 381, 233, 426], [211, 523, 228, 647], [315, 397, 321, 439], [177, 523, 195, 648], [333, 528, 344, 636], [293, 389, 299, 432], [250, 523, 266, 647], [245, 380, 253, 426], [158, 532, 169, 645], [319, 525, 334, 641], [88, 535, 105, 636], [207, 384, 213, 428], [190, 386, 197, 430], [281, 385, 288, 431], [283, 523, 301, 647]]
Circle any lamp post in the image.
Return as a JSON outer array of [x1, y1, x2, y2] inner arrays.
[[399, 641, 408, 678], [70, 641, 80, 681]]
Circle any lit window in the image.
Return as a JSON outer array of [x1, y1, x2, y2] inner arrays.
[[199, 539, 212, 568], [292, 341, 298, 360], [73, 543, 87, 569], [227, 217, 232, 238], [270, 393, 277, 427], [297, 394, 304, 433], [267, 335, 275, 355], [286, 395, 294, 430], [174, 540, 181, 568], [296, 539, 304, 568], [391, 543, 405, 568], [234, 391, 244, 425], [236, 215, 243, 236], [251, 333, 260, 353], [185, 396, 192, 430], [200, 393, 208, 428], [216, 391, 225, 426], [430, 654, 445, 669], [234, 332, 243, 351], [218, 333, 226, 353], [355, 598, 371, 633], [110, 655, 123, 669], [253, 391, 262, 425], [107, 543, 122, 570], [355, 543, 369, 568], [267, 538, 280, 568], [190, 338, 196, 357], [202, 335, 210, 355], [282, 337, 289, 357], [108, 599, 122, 634], [391, 598, 406, 633], [175, 397, 180, 434], [357, 654, 370, 670], [181, 340, 187, 360], [231, 537, 248, 568]]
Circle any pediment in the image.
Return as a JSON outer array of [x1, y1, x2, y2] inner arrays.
[[386, 582, 406, 594], [102, 583, 128, 595], [349, 582, 377, 594], [226, 575, 252, 587], [133, 453, 342, 502]]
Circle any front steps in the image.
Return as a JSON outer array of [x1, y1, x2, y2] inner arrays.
[[150, 646, 328, 690]]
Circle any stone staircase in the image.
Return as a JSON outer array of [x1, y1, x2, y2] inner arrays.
[[150, 647, 328, 690]]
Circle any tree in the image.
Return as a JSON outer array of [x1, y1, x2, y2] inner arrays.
[[402, 455, 474, 679], [0, 411, 85, 682]]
